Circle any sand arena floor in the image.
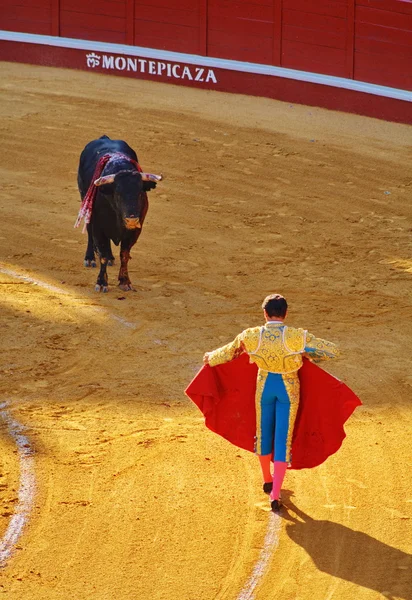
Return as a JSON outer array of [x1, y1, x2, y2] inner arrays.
[[0, 61, 411, 600]]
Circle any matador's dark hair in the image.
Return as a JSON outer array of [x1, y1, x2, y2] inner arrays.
[[262, 294, 288, 318]]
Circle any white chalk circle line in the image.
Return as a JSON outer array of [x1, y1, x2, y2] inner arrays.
[[0, 265, 137, 329], [0, 403, 36, 567], [236, 511, 282, 600]]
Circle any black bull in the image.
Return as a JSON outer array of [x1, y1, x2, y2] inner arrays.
[[77, 135, 160, 292]]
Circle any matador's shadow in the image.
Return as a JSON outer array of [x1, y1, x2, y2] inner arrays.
[[280, 491, 412, 600]]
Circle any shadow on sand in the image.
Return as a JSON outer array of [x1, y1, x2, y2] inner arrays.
[[280, 491, 412, 600]]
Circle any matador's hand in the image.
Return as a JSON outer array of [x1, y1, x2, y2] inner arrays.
[[203, 353, 210, 365]]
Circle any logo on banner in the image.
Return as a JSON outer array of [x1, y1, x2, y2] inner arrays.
[[86, 52, 101, 68], [85, 53, 217, 84]]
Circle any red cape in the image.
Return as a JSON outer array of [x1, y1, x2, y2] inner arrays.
[[185, 355, 361, 469]]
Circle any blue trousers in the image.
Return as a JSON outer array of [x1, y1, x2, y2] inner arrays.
[[255, 371, 300, 462]]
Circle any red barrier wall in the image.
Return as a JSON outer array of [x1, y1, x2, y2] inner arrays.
[[281, 0, 350, 77], [355, 0, 412, 90], [207, 0, 276, 65], [59, 0, 129, 45], [0, 0, 54, 36], [1, 0, 411, 90]]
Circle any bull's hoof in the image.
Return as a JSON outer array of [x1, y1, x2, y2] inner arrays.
[[108, 258, 115, 267], [84, 259, 97, 268], [95, 284, 109, 293], [118, 283, 134, 292]]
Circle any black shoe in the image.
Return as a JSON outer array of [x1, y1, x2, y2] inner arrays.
[[263, 482, 273, 495], [271, 499, 282, 512]]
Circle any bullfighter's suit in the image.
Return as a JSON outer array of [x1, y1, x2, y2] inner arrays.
[[207, 320, 340, 503]]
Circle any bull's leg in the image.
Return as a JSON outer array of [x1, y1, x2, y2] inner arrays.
[[118, 249, 132, 291], [118, 232, 139, 291], [96, 258, 109, 292], [84, 223, 96, 268], [108, 242, 115, 267], [93, 231, 112, 293]]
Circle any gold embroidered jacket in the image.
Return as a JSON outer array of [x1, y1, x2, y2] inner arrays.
[[208, 322, 340, 374]]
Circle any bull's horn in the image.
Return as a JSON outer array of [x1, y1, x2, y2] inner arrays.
[[94, 174, 115, 186], [140, 173, 163, 182]]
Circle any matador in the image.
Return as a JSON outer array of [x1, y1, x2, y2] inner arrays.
[[202, 293, 341, 512]]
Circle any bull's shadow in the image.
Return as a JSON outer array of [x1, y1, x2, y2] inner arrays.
[[280, 491, 412, 600]]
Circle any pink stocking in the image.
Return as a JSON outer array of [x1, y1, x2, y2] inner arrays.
[[270, 461, 287, 501]]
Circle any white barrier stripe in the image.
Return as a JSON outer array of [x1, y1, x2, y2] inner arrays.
[[0, 30, 411, 103], [0, 265, 137, 329], [0, 403, 36, 566], [237, 512, 282, 600]]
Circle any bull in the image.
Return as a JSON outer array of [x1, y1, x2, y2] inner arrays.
[[76, 135, 162, 292]]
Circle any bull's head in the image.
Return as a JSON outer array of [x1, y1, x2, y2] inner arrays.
[[94, 170, 162, 230]]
